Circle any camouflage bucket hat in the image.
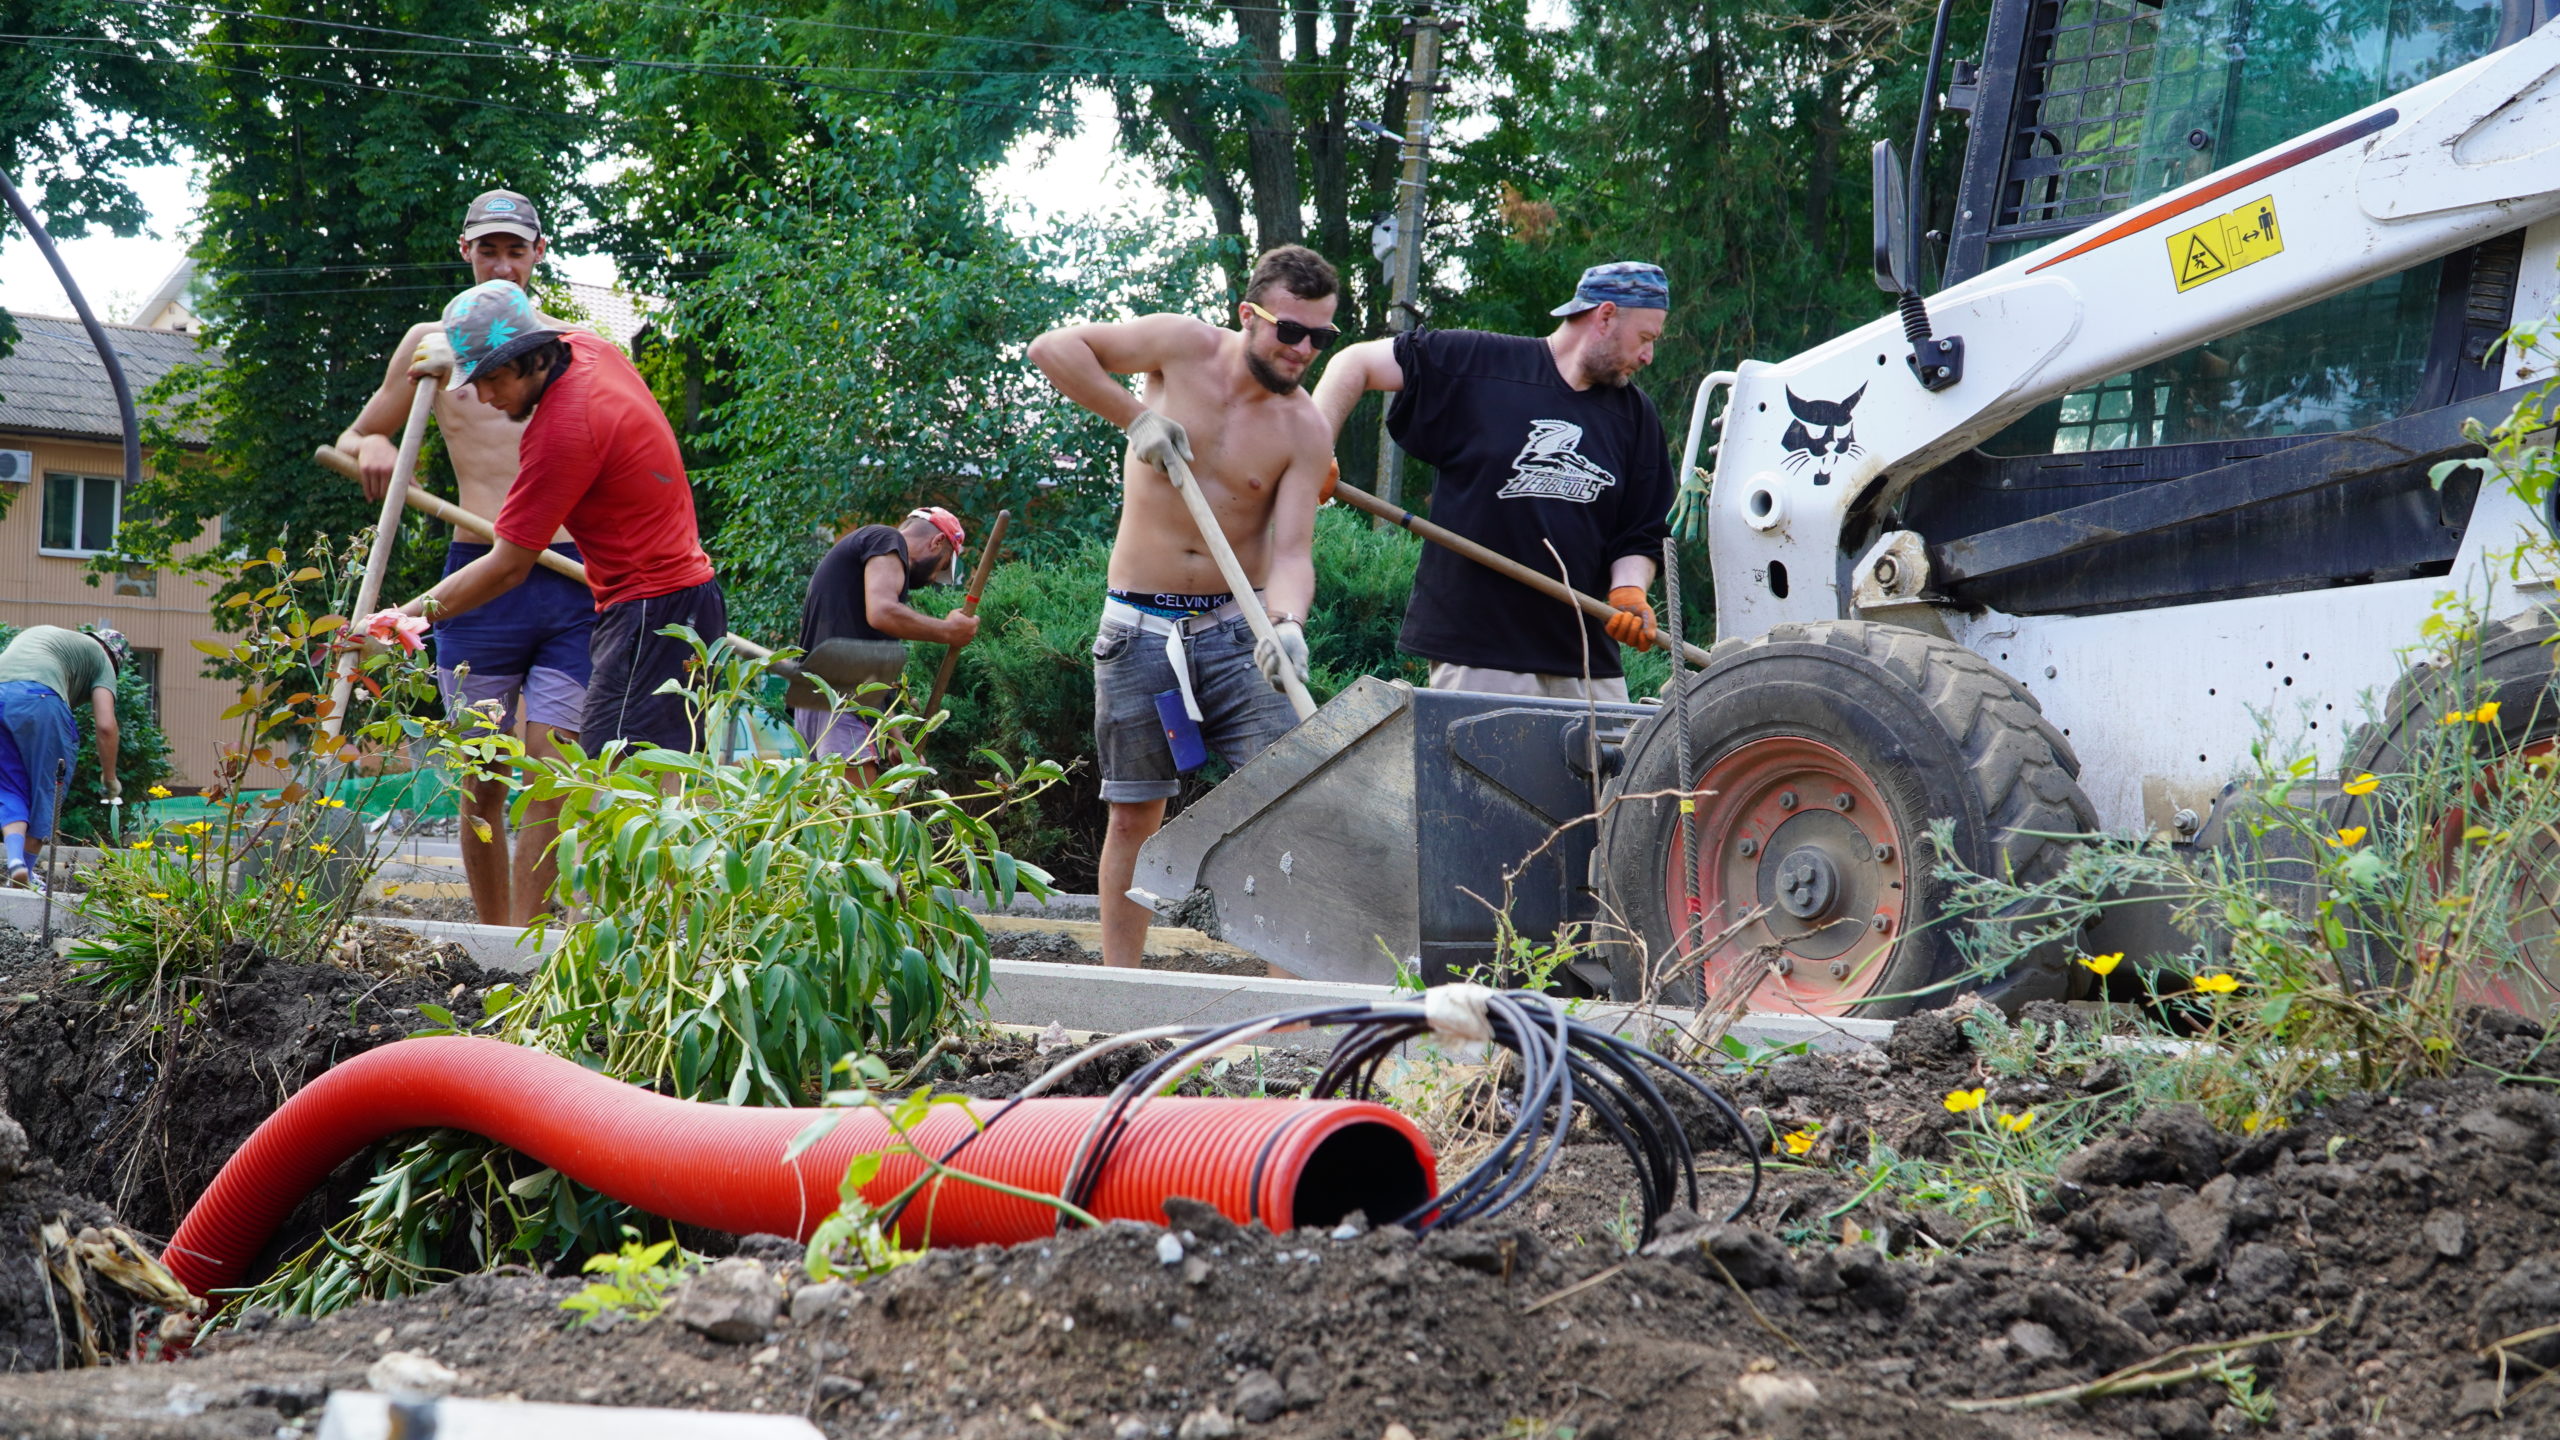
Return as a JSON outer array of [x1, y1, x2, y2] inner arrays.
[[81, 624, 130, 675], [439, 279, 562, 392]]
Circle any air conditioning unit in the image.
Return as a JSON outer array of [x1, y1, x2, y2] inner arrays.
[[0, 450, 31, 484]]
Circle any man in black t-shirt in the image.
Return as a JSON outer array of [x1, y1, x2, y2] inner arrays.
[[792, 507, 976, 761], [1313, 262, 1674, 699]]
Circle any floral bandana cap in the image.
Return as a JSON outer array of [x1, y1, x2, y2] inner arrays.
[[439, 279, 561, 392]]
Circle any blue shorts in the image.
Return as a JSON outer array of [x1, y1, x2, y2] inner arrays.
[[435, 541, 596, 732], [0, 680, 77, 838]]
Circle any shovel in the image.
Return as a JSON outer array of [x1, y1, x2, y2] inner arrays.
[[923, 508, 1009, 719], [324, 378, 436, 740], [312, 444, 773, 661], [1160, 454, 1316, 721]]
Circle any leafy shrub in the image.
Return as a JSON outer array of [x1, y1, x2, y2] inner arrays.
[[0, 621, 175, 845], [490, 639, 1060, 1101]]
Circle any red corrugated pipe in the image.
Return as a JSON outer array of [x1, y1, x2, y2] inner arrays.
[[160, 1036, 1436, 1298]]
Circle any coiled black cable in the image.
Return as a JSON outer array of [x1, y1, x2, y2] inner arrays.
[[885, 990, 1760, 1248]]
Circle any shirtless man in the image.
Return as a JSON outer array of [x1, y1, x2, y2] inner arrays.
[[334, 189, 585, 927], [1027, 244, 1341, 969]]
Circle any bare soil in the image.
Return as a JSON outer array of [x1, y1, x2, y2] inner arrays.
[[8, 922, 2560, 1438]]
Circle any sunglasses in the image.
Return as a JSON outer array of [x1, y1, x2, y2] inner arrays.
[[1242, 300, 1341, 351]]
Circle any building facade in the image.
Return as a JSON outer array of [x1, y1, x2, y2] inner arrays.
[[0, 311, 225, 786]]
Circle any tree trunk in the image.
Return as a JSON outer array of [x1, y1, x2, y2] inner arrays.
[[1156, 89, 1251, 288], [1234, 1, 1303, 250], [1303, 0, 1356, 278]]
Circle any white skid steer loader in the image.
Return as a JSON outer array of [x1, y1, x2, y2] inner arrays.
[[1135, 0, 2560, 1016]]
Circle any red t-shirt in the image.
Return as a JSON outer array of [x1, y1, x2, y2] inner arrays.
[[495, 332, 716, 609]]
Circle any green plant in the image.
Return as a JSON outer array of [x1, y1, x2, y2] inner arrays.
[[560, 1232, 699, 1326], [66, 541, 453, 997], [488, 637, 1060, 1101], [0, 622, 177, 846], [790, 1053, 1099, 1283]]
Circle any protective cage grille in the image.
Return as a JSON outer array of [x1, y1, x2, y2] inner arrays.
[[1994, 0, 2162, 234]]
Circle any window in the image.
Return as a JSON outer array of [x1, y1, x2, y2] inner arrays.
[[1985, 260, 2446, 455], [129, 648, 161, 724], [40, 472, 129, 556]]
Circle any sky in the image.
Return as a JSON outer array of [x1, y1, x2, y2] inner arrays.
[[0, 89, 1163, 324]]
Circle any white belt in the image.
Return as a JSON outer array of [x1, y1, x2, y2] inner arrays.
[[1102, 597, 1245, 723]]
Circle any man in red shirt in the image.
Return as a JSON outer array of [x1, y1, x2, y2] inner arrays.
[[361, 279, 726, 753]]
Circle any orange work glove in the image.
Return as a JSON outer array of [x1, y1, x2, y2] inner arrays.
[[1604, 585, 1658, 651], [1320, 457, 1340, 507]]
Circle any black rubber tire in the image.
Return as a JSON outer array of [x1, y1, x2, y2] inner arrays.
[[1596, 620, 2098, 1015], [2338, 609, 2560, 1004]]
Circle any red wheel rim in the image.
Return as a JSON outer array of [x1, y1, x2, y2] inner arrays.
[[2423, 738, 2560, 1017], [1661, 736, 1908, 1016]]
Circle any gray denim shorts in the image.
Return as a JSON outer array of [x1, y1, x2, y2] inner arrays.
[[1092, 611, 1299, 803]]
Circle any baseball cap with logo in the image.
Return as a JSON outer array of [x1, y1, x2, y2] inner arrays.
[[1550, 261, 1671, 317], [907, 507, 967, 556], [460, 189, 543, 243], [439, 280, 565, 391]]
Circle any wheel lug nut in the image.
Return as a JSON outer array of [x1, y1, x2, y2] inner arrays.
[[1829, 960, 1849, 980], [1873, 843, 1894, 862], [1778, 790, 1798, 810], [1870, 914, 1892, 934], [1737, 837, 1758, 857], [1833, 792, 1855, 811], [1772, 956, 1794, 977]]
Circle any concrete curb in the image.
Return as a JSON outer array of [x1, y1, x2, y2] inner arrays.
[[0, 889, 1896, 1055]]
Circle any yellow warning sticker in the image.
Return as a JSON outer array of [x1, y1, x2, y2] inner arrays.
[[2167, 194, 2284, 293]]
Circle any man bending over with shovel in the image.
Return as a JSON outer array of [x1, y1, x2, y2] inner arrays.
[[334, 189, 588, 926], [789, 506, 976, 774], [1028, 244, 1340, 970]]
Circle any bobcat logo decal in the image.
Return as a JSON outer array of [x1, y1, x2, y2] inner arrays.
[[1496, 419, 1620, 503], [1781, 384, 1866, 485]]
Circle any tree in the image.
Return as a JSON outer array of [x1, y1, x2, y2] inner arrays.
[[0, 0, 196, 240], [129, 0, 589, 593]]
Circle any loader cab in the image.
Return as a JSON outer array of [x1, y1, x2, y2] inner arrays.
[[1882, 0, 2555, 617]]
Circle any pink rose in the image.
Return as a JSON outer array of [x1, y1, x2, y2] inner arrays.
[[355, 609, 430, 655]]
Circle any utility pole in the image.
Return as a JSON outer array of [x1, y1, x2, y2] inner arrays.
[[1373, 1, 1442, 515]]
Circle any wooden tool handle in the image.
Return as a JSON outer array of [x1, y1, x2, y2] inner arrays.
[[324, 381, 435, 739], [1330, 480, 1712, 669], [312, 443, 770, 660], [1162, 454, 1317, 721], [924, 508, 1009, 718]]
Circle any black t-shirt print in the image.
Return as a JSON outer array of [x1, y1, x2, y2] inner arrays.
[[1386, 328, 1674, 679], [799, 524, 912, 649]]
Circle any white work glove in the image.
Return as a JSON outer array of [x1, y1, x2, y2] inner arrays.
[[409, 330, 457, 379], [1125, 411, 1193, 473], [1254, 620, 1309, 691], [103, 774, 123, 805]]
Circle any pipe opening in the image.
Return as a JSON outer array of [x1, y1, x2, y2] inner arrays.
[[1289, 1120, 1432, 1229]]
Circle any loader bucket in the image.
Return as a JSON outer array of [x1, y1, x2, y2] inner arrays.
[[1128, 676, 1654, 986]]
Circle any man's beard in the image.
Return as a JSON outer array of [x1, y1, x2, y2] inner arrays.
[[1586, 353, 1638, 390], [907, 555, 944, 589], [1244, 347, 1303, 395]]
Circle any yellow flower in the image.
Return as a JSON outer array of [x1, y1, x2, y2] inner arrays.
[[2326, 826, 2368, 849], [147, 784, 172, 800], [2479, 700, 2503, 725], [129, 838, 153, 851], [2193, 972, 2241, 995], [2241, 1111, 2268, 1134], [2080, 952, 2123, 977], [309, 842, 335, 855], [324, 797, 348, 809], [147, 892, 168, 900], [1781, 1129, 1818, 1156], [1944, 1087, 1987, 1114], [1996, 1110, 2036, 1133], [2341, 773, 2379, 796], [186, 821, 211, 835]]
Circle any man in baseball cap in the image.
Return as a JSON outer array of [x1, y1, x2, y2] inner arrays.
[[1312, 258, 1675, 700], [460, 189, 543, 243], [787, 506, 979, 775], [331, 189, 590, 927]]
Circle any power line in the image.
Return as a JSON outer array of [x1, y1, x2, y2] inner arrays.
[[0, 36, 596, 118]]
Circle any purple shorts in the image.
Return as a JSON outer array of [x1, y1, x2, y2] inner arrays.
[[791, 707, 875, 761], [438, 663, 588, 735]]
